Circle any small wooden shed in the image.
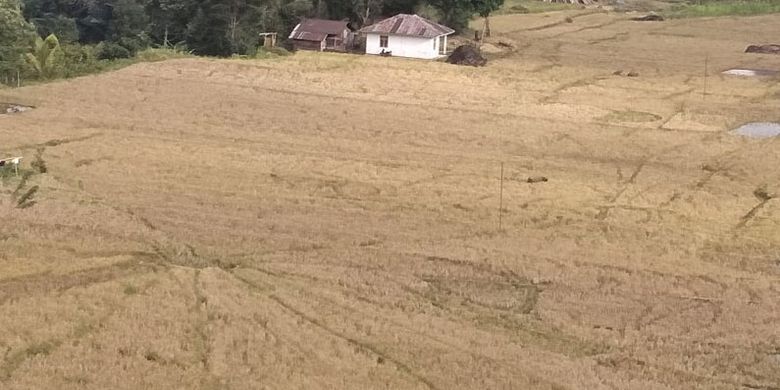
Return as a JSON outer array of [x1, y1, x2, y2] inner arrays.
[[288, 19, 354, 52]]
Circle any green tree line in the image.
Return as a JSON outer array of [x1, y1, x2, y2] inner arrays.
[[1, 0, 502, 83]]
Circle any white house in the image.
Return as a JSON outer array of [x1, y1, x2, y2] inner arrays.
[[360, 14, 455, 59]]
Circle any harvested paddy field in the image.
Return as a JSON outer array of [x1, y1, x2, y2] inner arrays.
[[1, 9, 779, 390]]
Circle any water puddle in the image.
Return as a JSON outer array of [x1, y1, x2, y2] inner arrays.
[[731, 122, 780, 138], [722, 68, 779, 77]]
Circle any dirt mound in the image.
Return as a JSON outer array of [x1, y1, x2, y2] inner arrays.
[[447, 45, 487, 67], [480, 43, 504, 54], [745, 44, 780, 55]]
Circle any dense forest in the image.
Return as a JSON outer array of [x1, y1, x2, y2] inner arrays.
[[0, 0, 503, 84]]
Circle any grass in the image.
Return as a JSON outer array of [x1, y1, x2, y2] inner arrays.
[[1, 341, 59, 379], [134, 47, 195, 62], [62, 47, 195, 77], [5, 47, 196, 88], [0, 165, 23, 180], [15, 185, 38, 209], [123, 284, 139, 295], [1, 10, 779, 390], [252, 46, 293, 59], [496, 0, 581, 15], [665, 0, 780, 17]]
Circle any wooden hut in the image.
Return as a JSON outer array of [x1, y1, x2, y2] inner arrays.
[[288, 19, 354, 52]]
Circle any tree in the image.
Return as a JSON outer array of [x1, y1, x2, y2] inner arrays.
[[428, 0, 473, 32], [381, 0, 419, 15], [186, 3, 232, 56], [144, 0, 195, 47], [108, 0, 151, 53], [274, 0, 314, 36], [22, 0, 80, 42], [341, 0, 384, 26], [472, 0, 502, 38], [0, 0, 35, 82], [217, 0, 273, 55], [25, 34, 62, 78]]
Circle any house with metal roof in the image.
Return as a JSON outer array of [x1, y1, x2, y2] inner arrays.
[[289, 19, 354, 52], [359, 14, 455, 59]]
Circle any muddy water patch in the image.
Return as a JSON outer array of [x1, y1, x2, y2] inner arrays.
[[722, 68, 778, 77], [731, 122, 780, 138]]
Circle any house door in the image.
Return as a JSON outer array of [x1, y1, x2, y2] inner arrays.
[[438, 36, 447, 55], [326, 35, 339, 49]]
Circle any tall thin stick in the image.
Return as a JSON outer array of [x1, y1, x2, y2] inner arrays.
[[703, 55, 708, 100], [499, 162, 504, 231]]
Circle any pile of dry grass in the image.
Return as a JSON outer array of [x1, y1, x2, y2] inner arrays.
[[446, 45, 487, 66]]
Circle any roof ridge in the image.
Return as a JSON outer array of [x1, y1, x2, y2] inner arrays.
[[359, 13, 454, 38]]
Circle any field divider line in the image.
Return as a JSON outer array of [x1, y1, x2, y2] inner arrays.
[[123, 72, 712, 136], [0, 256, 160, 307], [230, 269, 441, 390], [231, 264, 567, 389]]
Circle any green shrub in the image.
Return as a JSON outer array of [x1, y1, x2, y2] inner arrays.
[[123, 284, 139, 295], [266, 47, 291, 56], [96, 42, 132, 60], [58, 44, 100, 77], [508, 5, 530, 13], [117, 34, 152, 54], [253, 46, 292, 59], [135, 47, 193, 62]]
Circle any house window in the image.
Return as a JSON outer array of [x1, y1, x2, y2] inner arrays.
[[379, 35, 388, 48]]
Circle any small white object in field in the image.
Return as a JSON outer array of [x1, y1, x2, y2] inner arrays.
[[0, 157, 22, 166], [4, 105, 31, 114], [0, 156, 22, 176]]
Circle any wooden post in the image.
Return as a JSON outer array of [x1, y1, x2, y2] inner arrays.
[[499, 162, 504, 231], [703, 55, 708, 100]]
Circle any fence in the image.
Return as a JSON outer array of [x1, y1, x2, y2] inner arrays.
[[1, 70, 22, 88]]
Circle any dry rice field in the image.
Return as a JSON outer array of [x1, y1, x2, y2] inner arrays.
[[1, 9, 780, 390]]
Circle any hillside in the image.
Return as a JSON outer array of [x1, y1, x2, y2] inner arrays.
[[1, 10, 780, 389]]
